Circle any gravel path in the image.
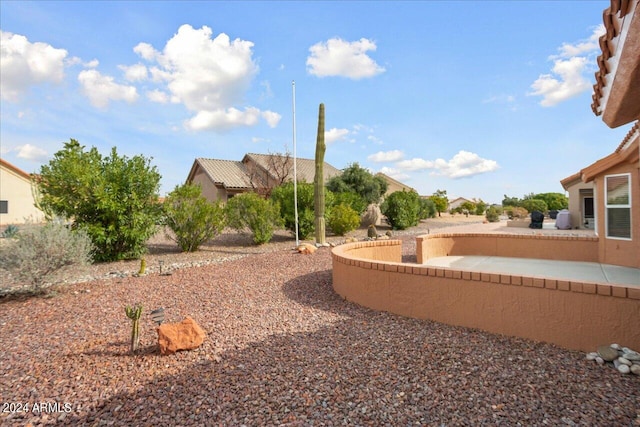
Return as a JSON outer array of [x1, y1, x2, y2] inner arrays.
[[1, 218, 638, 426]]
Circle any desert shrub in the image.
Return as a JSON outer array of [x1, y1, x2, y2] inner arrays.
[[225, 192, 282, 244], [522, 198, 548, 214], [36, 139, 162, 261], [0, 222, 94, 293], [2, 225, 19, 238], [505, 206, 528, 219], [271, 182, 314, 239], [380, 190, 421, 230], [475, 200, 488, 216], [531, 192, 568, 211], [163, 183, 225, 252], [485, 206, 500, 223], [327, 204, 360, 236], [326, 163, 387, 206], [332, 191, 367, 215], [418, 198, 437, 219]]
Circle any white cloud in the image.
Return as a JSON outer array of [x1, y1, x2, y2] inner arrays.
[[379, 166, 409, 181], [325, 127, 350, 144], [529, 25, 605, 107], [368, 150, 404, 162], [306, 37, 385, 79], [131, 24, 276, 131], [528, 57, 591, 106], [146, 89, 170, 103], [120, 63, 148, 82], [78, 69, 139, 108], [84, 59, 99, 68], [0, 31, 68, 101], [15, 144, 49, 162], [396, 150, 499, 179]]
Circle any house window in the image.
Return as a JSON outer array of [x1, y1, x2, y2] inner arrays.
[[605, 174, 631, 239], [0, 200, 7, 214]]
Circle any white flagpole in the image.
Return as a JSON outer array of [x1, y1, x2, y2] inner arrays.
[[292, 80, 299, 247]]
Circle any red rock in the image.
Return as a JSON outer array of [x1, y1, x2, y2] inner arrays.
[[157, 316, 206, 355], [296, 243, 317, 254]]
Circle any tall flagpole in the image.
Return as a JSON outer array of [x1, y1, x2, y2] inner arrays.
[[292, 80, 299, 247]]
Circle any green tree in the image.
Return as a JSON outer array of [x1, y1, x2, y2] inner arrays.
[[532, 192, 568, 211], [36, 139, 161, 261], [502, 194, 522, 207], [428, 190, 448, 217], [225, 192, 282, 244], [332, 191, 368, 215], [522, 198, 548, 213], [326, 163, 388, 207], [380, 190, 420, 230], [474, 200, 488, 216], [418, 197, 437, 219], [163, 183, 225, 252], [460, 201, 476, 215]]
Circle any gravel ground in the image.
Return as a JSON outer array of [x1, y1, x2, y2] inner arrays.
[[1, 217, 638, 426]]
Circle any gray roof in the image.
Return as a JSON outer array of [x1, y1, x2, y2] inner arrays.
[[244, 153, 341, 183], [187, 154, 342, 191]]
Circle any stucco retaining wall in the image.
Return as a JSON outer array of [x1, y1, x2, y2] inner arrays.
[[332, 239, 639, 352]]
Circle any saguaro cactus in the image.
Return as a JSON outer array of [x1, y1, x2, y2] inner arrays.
[[314, 103, 326, 245], [125, 303, 143, 354]]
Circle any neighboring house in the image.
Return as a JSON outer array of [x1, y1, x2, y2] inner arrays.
[[375, 172, 415, 197], [186, 153, 341, 203], [576, 0, 639, 269], [448, 197, 474, 212], [560, 172, 595, 229], [0, 159, 45, 226]]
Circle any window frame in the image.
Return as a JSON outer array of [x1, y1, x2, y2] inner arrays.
[[604, 173, 632, 240]]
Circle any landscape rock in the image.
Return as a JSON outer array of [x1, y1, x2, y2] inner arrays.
[[597, 345, 619, 362], [617, 364, 630, 374], [631, 364, 640, 375], [157, 316, 206, 355], [618, 357, 632, 366], [296, 243, 317, 255]]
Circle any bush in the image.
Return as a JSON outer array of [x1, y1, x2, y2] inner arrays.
[[505, 206, 528, 219], [0, 222, 94, 293], [332, 191, 367, 215], [225, 192, 282, 244], [327, 204, 360, 236], [271, 182, 334, 239], [380, 190, 421, 230], [485, 206, 500, 223], [418, 198, 437, 219], [163, 183, 225, 252], [522, 198, 548, 214], [2, 225, 19, 238], [36, 139, 162, 261]]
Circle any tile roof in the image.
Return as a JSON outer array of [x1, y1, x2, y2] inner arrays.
[[243, 153, 342, 184], [0, 158, 33, 181], [591, 0, 640, 124], [191, 158, 252, 189], [615, 120, 640, 152]]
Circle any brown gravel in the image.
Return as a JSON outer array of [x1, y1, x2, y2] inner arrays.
[[1, 217, 638, 426]]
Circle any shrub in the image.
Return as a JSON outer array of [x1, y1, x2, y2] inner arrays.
[[327, 204, 360, 236], [332, 191, 367, 215], [35, 139, 162, 261], [485, 206, 500, 223], [0, 222, 94, 293], [505, 206, 528, 219], [163, 183, 225, 252], [522, 198, 548, 214], [418, 198, 437, 219], [225, 192, 282, 244], [380, 190, 420, 230], [271, 182, 314, 239], [2, 224, 19, 238], [326, 163, 387, 206]]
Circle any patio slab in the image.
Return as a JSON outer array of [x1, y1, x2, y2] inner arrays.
[[422, 255, 640, 286]]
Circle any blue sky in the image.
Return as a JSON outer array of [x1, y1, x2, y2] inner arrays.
[[0, 1, 631, 204]]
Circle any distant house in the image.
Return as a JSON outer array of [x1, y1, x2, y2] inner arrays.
[[578, 0, 639, 269], [0, 159, 45, 226], [375, 172, 415, 197], [186, 153, 341, 203], [448, 197, 474, 211]]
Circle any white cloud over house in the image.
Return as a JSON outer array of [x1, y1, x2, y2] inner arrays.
[[396, 150, 499, 179], [529, 25, 605, 107], [378, 166, 410, 181], [368, 150, 404, 162], [306, 37, 385, 79], [131, 24, 281, 131], [0, 31, 68, 101]]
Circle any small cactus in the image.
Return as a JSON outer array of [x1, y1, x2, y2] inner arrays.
[[138, 258, 146, 276], [125, 303, 143, 354], [367, 224, 378, 239]]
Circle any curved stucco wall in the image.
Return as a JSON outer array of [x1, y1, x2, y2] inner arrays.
[[332, 239, 639, 352]]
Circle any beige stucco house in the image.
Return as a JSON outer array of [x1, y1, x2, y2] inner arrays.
[[560, 172, 595, 229], [0, 159, 46, 226], [578, 0, 640, 268], [186, 153, 341, 203]]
